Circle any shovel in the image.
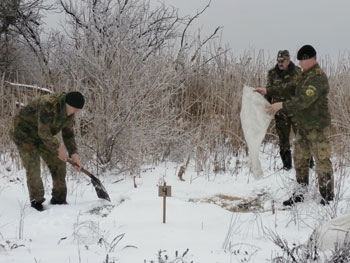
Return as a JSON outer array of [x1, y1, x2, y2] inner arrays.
[[67, 159, 111, 202]]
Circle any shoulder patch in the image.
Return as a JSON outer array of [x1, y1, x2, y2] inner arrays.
[[306, 85, 317, 97], [316, 68, 322, 75]]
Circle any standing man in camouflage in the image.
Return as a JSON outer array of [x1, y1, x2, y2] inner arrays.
[[255, 50, 301, 170], [10, 91, 85, 211], [267, 45, 334, 206]]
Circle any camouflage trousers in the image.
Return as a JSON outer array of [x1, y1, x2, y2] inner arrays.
[[275, 114, 296, 152], [294, 126, 334, 200], [15, 141, 67, 204]]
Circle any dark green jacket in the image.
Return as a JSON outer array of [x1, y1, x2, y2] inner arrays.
[[283, 63, 331, 130], [10, 92, 78, 156], [265, 62, 301, 103]]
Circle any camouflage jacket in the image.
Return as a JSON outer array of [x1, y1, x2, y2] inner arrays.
[[265, 61, 301, 104], [283, 63, 331, 130], [11, 92, 78, 156]]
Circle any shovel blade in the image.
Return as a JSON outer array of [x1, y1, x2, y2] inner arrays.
[[67, 159, 111, 202], [90, 176, 111, 202]]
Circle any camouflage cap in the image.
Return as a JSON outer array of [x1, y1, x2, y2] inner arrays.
[[277, 50, 290, 62]]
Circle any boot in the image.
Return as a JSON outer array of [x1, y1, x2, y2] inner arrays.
[[31, 200, 44, 212], [50, 198, 68, 205], [280, 150, 292, 170], [320, 198, 333, 206], [283, 193, 304, 206], [320, 193, 334, 206], [309, 157, 314, 169], [319, 173, 334, 206]]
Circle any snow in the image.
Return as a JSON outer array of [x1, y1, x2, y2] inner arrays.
[[1, 148, 349, 262]]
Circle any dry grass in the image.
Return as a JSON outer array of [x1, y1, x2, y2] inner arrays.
[[200, 194, 268, 213], [1, 49, 350, 176]]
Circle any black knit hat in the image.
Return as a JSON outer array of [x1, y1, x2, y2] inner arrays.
[[65, 91, 85, 109], [297, 45, 317, 60]]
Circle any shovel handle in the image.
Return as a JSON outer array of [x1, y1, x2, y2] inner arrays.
[[67, 159, 92, 178], [67, 159, 111, 202]]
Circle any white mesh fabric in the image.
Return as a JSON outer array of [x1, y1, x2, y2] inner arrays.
[[240, 85, 273, 179], [312, 214, 350, 252]]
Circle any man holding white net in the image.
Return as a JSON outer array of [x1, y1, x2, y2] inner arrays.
[[266, 45, 334, 206], [255, 50, 314, 171]]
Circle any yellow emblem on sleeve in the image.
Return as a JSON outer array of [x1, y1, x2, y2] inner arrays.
[[306, 85, 316, 97]]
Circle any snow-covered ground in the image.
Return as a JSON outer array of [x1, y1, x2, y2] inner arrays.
[[0, 145, 349, 262]]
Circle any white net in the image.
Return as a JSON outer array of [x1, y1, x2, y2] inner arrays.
[[313, 214, 350, 252], [240, 85, 273, 179]]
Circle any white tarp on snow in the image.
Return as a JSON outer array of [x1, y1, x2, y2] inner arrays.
[[312, 214, 350, 252], [240, 85, 273, 179]]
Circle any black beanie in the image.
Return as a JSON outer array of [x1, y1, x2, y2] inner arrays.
[[65, 91, 85, 109], [297, 45, 317, 60]]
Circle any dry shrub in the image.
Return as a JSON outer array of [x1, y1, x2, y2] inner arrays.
[[178, 48, 273, 171], [2, 51, 350, 176], [1, 0, 349, 175], [327, 56, 350, 166]]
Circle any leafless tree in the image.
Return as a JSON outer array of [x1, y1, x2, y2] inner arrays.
[[0, 0, 53, 77], [52, 0, 221, 173]]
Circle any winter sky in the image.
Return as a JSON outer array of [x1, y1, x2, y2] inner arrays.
[[45, 0, 350, 62], [158, 0, 350, 62]]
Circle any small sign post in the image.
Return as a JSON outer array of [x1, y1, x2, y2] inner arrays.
[[158, 182, 172, 223]]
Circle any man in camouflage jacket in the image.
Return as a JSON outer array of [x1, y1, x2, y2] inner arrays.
[[258, 50, 301, 170], [267, 45, 334, 206], [10, 91, 85, 211]]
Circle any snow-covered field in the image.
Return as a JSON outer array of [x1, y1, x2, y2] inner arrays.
[[1, 146, 349, 262]]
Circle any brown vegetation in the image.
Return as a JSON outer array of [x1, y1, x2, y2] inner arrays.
[[1, 0, 349, 177]]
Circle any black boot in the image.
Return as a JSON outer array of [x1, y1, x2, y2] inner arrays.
[[280, 150, 292, 170], [283, 193, 304, 206], [31, 200, 44, 211], [320, 194, 334, 205], [50, 198, 68, 205], [320, 198, 333, 206], [309, 157, 314, 169], [319, 174, 334, 206]]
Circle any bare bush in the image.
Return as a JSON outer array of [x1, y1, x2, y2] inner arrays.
[[179, 47, 272, 172], [1, 0, 350, 179], [47, 0, 222, 173], [0, 0, 54, 79], [268, 228, 350, 263], [327, 55, 350, 167]]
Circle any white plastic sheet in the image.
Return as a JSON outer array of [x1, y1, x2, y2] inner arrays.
[[240, 85, 273, 179]]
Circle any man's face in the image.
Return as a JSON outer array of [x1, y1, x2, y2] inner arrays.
[[298, 59, 312, 71], [298, 58, 315, 71], [298, 59, 305, 71], [66, 104, 81, 116], [277, 58, 290, 71]]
